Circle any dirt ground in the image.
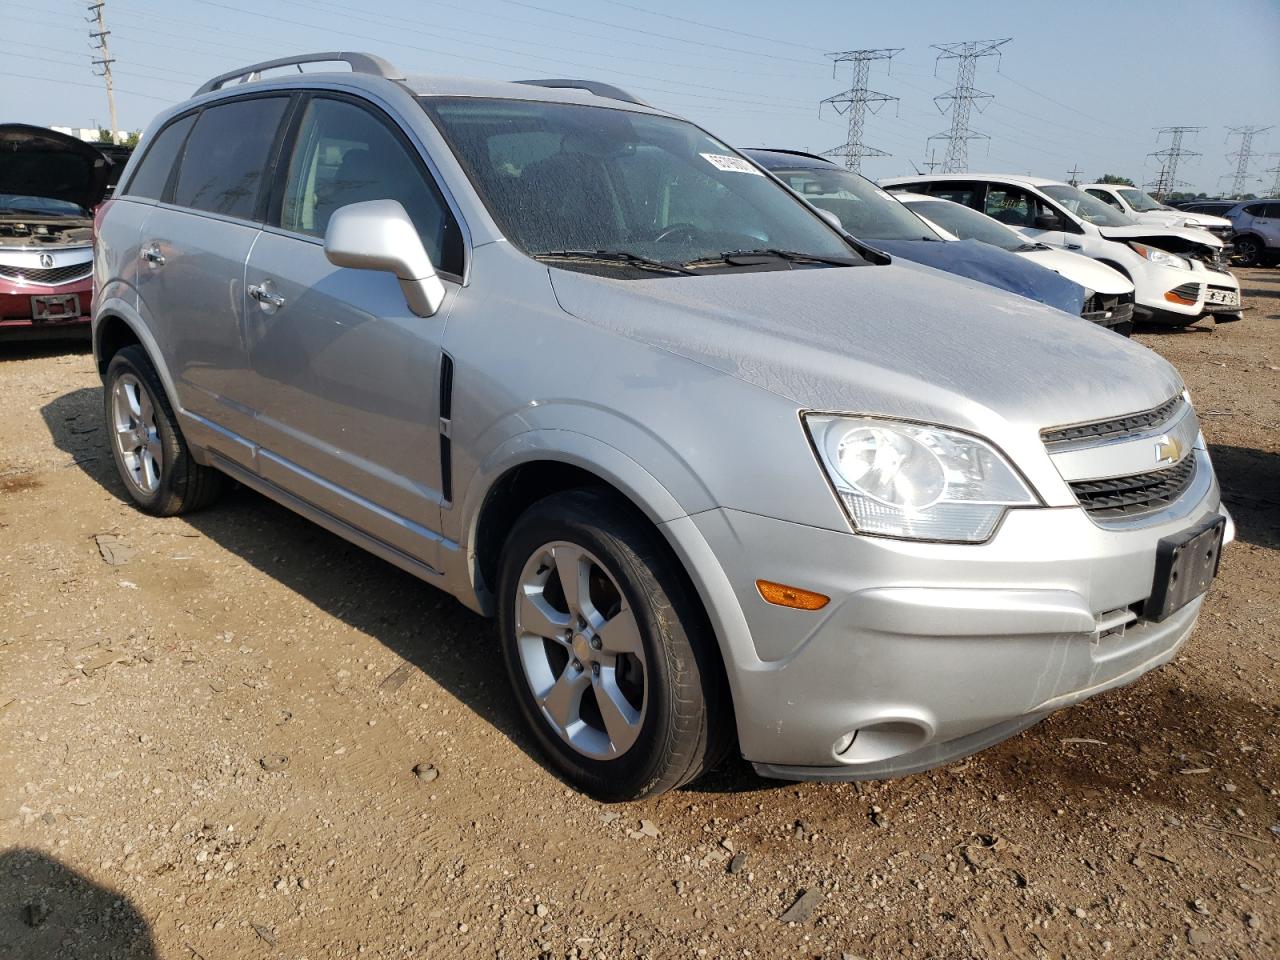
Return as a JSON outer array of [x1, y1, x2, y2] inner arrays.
[[1, 270, 1277, 960]]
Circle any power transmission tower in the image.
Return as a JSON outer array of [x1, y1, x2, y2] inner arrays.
[[86, 1, 118, 143], [928, 38, 1010, 174], [1066, 164, 1084, 187], [818, 48, 902, 173], [1262, 154, 1280, 197], [1146, 126, 1202, 201], [1222, 125, 1272, 197]]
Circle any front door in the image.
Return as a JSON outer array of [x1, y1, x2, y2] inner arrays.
[[242, 93, 466, 564]]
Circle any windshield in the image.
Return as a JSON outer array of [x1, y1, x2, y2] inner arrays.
[[901, 198, 1024, 251], [763, 166, 937, 242], [1117, 188, 1163, 212], [420, 98, 858, 273], [1041, 184, 1133, 227], [0, 194, 87, 218]]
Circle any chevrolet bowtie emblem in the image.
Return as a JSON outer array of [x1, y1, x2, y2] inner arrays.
[[1154, 435, 1182, 465]]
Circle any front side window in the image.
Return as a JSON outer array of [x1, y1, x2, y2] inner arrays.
[[420, 97, 858, 274], [1040, 184, 1133, 227], [1086, 188, 1124, 211], [124, 113, 196, 201], [278, 96, 463, 276], [767, 167, 936, 242], [172, 97, 288, 219]]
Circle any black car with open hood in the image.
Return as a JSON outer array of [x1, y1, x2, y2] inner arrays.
[[0, 124, 115, 215]]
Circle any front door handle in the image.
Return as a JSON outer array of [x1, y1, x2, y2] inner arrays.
[[141, 244, 165, 266], [247, 282, 286, 310]]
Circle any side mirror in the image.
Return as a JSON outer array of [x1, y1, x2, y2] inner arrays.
[[324, 199, 446, 317], [814, 207, 843, 232], [1033, 213, 1063, 230]]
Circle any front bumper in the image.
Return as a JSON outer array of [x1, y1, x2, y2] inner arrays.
[[683, 472, 1229, 778], [0, 280, 92, 338], [1133, 261, 1241, 324]]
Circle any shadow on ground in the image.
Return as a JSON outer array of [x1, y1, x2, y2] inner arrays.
[[1210, 443, 1280, 550], [0, 849, 155, 960], [0, 335, 92, 364]]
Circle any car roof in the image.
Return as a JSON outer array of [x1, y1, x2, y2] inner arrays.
[[894, 192, 943, 203], [881, 173, 1071, 190]]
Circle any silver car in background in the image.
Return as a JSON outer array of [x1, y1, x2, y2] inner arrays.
[[92, 53, 1232, 799]]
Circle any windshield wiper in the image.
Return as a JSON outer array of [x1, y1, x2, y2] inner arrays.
[[684, 248, 858, 268], [535, 250, 696, 276]]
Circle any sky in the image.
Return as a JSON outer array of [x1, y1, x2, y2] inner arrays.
[[3, 0, 1278, 195]]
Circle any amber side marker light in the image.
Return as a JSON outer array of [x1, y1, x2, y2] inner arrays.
[[756, 579, 830, 610], [1164, 289, 1198, 305]]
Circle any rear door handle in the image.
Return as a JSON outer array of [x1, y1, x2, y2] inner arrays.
[[247, 282, 286, 309], [141, 244, 165, 266]]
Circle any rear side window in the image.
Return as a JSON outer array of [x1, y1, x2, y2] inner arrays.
[[277, 96, 463, 275], [1242, 204, 1265, 216], [1262, 203, 1280, 218], [124, 114, 196, 200], [173, 97, 288, 219], [927, 183, 981, 209]]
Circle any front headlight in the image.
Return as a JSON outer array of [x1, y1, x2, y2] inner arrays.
[[1129, 242, 1190, 270], [805, 415, 1039, 542]]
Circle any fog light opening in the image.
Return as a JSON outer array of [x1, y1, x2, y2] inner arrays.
[[835, 720, 931, 764]]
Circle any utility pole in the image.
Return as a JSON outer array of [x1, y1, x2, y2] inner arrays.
[[86, 1, 118, 143], [1223, 125, 1272, 197], [928, 38, 1010, 174], [1066, 164, 1084, 187], [818, 48, 902, 174], [1146, 126, 1202, 201]]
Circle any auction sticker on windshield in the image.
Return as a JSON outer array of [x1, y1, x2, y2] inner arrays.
[[700, 153, 764, 175]]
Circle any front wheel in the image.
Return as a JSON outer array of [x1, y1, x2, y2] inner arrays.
[[497, 488, 731, 800]]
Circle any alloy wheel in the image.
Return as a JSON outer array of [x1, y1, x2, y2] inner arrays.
[[514, 541, 648, 760], [110, 373, 162, 495]]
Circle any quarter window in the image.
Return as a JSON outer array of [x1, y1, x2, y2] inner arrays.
[[172, 97, 288, 219], [279, 97, 463, 276], [124, 113, 195, 201]]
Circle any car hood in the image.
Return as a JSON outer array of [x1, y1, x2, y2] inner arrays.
[[1176, 211, 1233, 229], [0, 124, 113, 213], [870, 237, 1085, 315], [1017, 247, 1133, 295], [547, 262, 1182, 436], [1097, 222, 1224, 250]]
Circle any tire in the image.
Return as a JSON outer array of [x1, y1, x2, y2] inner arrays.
[[497, 488, 732, 801], [104, 345, 224, 516], [1233, 234, 1263, 267]]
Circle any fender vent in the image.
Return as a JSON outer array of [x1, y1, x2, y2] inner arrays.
[[439, 352, 454, 504]]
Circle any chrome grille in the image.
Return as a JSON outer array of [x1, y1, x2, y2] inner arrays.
[[1068, 456, 1197, 519], [0, 262, 93, 286], [1041, 395, 1183, 448]]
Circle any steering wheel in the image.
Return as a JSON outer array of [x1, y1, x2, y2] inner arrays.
[[653, 222, 700, 243]]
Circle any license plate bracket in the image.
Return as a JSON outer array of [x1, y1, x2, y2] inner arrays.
[[31, 294, 81, 320], [1147, 516, 1225, 622]]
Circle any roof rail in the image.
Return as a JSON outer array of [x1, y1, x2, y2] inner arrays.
[[514, 79, 649, 108], [195, 52, 403, 96]]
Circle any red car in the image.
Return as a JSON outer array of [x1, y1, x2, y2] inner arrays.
[[1, 125, 115, 341]]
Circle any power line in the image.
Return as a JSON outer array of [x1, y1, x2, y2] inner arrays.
[[819, 48, 901, 173], [1222, 125, 1272, 197], [86, 1, 118, 141], [1263, 155, 1280, 197], [494, 0, 820, 65], [594, 0, 827, 52], [928, 38, 1010, 174], [1146, 126, 1203, 200]]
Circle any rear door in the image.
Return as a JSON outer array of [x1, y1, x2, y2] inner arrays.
[[1258, 203, 1280, 247], [241, 92, 466, 562], [135, 94, 290, 466]]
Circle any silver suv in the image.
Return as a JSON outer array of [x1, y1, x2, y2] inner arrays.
[[93, 54, 1232, 800]]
